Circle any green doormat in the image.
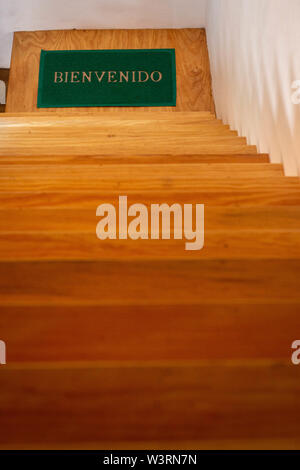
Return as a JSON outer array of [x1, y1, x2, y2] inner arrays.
[[37, 49, 176, 108]]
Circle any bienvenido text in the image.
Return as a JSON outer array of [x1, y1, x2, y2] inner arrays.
[[54, 70, 163, 84]]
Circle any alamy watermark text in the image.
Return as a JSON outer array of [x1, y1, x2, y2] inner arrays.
[[96, 196, 204, 251]]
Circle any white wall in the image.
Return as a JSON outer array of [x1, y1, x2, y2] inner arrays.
[[206, 0, 300, 176], [0, 0, 207, 68]]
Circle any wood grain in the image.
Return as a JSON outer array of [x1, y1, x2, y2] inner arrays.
[[0, 163, 283, 177], [2, 111, 215, 119], [6, 29, 215, 113], [2, 438, 300, 451], [0, 361, 299, 447], [1, 187, 300, 208], [0, 177, 295, 193], [1, 231, 300, 261], [0, 205, 299, 261], [0, 154, 270, 167], [0, 153, 271, 165], [0, 304, 299, 362], [1, 260, 300, 306], [2, 206, 299, 232]]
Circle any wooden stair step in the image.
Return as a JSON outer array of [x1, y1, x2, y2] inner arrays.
[[0, 361, 298, 447], [0, 126, 238, 138], [1, 187, 300, 207], [1, 303, 300, 362], [1, 260, 300, 305], [0, 154, 270, 165], [1, 230, 300, 261], [0, 176, 295, 193], [2, 111, 216, 120], [0, 137, 257, 156], [1, 205, 299, 260], [0, 118, 235, 135], [2, 207, 300, 232], [0, 163, 283, 179]]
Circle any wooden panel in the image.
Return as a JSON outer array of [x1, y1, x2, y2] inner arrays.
[[6, 29, 215, 113], [1, 304, 299, 362], [0, 361, 299, 447], [0, 260, 300, 305]]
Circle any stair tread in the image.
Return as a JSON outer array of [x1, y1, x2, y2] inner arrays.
[[0, 154, 271, 164], [2, 303, 300, 362], [0, 361, 298, 446], [1, 205, 299, 260], [1, 230, 300, 261], [1, 260, 300, 305], [0, 176, 296, 192], [2, 206, 300, 231], [1, 111, 216, 119], [0, 163, 283, 178], [1, 187, 300, 207]]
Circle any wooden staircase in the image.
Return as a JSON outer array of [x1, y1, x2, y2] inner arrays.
[[0, 110, 300, 450]]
